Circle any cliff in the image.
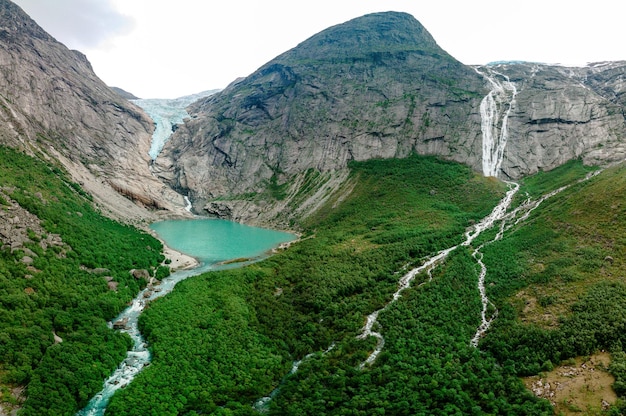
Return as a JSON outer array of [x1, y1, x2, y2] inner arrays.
[[0, 0, 188, 223], [492, 61, 626, 179], [2, 4, 626, 227], [154, 12, 489, 225]]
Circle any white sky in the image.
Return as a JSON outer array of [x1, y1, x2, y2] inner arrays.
[[13, 0, 626, 99]]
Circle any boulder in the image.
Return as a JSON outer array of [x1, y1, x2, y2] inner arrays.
[[131, 269, 150, 281]]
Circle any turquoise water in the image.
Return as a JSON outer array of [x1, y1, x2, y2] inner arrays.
[[150, 218, 296, 265]]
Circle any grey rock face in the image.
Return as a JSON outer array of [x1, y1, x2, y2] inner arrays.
[[0, 0, 187, 221], [491, 62, 626, 179], [4, 2, 626, 227], [156, 21, 626, 225], [155, 12, 489, 224]]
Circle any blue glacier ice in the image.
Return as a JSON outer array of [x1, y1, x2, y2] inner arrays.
[[132, 90, 219, 160]]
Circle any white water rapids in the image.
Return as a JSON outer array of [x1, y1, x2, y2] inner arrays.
[[75, 266, 213, 416], [357, 181, 519, 366]]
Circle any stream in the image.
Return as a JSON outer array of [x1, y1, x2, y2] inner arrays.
[[76, 220, 295, 416], [357, 66, 603, 366], [75, 267, 209, 416], [358, 65, 520, 366]]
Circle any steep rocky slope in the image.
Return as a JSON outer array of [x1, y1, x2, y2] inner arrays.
[[492, 61, 626, 179], [0, 0, 187, 223], [154, 12, 489, 225], [155, 13, 626, 226], [2, 2, 625, 228]]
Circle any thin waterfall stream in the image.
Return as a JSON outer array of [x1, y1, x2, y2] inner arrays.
[[474, 66, 518, 178], [358, 65, 520, 366], [356, 67, 603, 366]]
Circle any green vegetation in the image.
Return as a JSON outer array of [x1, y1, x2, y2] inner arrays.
[[515, 158, 598, 203], [106, 154, 553, 414], [479, 162, 626, 376], [5, 148, 626, 414], [106, 156, 626, 415], [610, 352, 626, 413], [0, 147, 165, 415]]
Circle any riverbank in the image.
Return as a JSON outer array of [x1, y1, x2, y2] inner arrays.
[[142, 220, 199, 271], [162, 243, 199, 271]]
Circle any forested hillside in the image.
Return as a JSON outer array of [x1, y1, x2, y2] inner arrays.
[[2, 3, 626, 414], [3, 149, 626, 415], [0, 147, 167, 415], [102, 154, 626, 415]]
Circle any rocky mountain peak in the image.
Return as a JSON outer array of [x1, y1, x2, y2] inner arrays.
[[0, 0, 53, 42], [0, 0, 188, 222], [274, 11, 444, 64], [155, 11, 486, 226]]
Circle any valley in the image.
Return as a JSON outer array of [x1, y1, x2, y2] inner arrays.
[[1, 1, 626, 414]]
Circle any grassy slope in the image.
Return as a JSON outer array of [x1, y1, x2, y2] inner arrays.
[[14, 151, 622, 415], [109, 157, 626, 415], [0, 147, 166, 415]]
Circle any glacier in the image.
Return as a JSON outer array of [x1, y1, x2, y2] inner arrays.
[[132, 90, 218, 160]]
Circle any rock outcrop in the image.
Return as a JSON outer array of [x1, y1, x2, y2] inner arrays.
[[0, 0, 188, 223], [491, 61, 626, 179], [2, 3, 626, 227]]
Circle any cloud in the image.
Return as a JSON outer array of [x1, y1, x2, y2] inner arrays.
[[14, 0, 134, 50]]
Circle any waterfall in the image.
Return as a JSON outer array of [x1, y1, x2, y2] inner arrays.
[[357, 68, 522, 363], [475, 66, 518, 177]]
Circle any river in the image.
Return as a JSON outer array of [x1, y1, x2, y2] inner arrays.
[[76, 219, 295, 416]]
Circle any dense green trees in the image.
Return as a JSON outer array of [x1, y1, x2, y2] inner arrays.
[[271, 249, 552, 415], [5, 148, 626, 414], [0, 147, 165, 414], [107, 155, 551, 414], [108, 156, 626, 415], [478, 163, 626, 375]]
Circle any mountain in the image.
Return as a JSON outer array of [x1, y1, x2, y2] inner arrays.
[[153, 12, 488, 225], [493, 61, 626, 178], [0, 0, 187, 222], [154, 12, 626, 227], [3, 3, 626, 415]]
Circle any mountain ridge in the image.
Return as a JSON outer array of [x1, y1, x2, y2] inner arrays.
[[154, 11, 490, 226], [3, 3, 626, 414]]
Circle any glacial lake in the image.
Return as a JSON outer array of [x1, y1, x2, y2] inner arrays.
[[150, 218, 296, 266]]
